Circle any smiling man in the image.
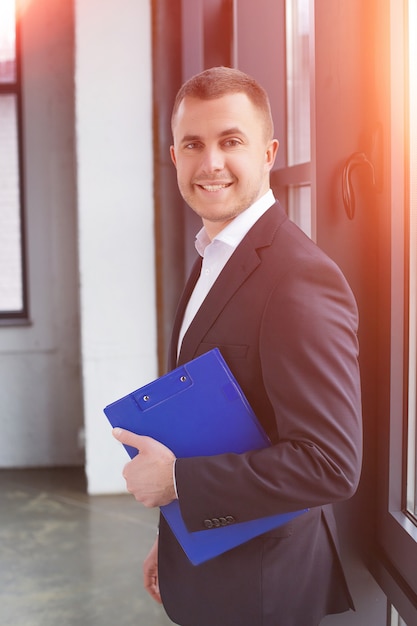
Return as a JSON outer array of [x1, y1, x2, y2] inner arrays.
[[113, 67, 362, 626]]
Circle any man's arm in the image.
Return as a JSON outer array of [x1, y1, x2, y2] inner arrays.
[[174, 253, 362, 530]]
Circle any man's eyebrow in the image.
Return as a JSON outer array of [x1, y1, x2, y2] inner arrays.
[[219, 127, 246, 137], [180, 134, 202, 143], [180, 128, 247, 143]]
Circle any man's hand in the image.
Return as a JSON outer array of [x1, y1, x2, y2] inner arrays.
[[143, 537, 162, 604], [112, 428, 177, 507]]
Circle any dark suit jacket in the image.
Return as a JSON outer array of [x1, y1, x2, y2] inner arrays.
[[158, 202, 362, 626]]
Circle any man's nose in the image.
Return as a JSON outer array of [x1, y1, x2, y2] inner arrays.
[[201, 145, 225, 172]]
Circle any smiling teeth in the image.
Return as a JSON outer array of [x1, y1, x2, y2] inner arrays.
[[201, 184, 229, 191]]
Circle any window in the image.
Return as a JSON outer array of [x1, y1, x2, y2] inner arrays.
[[390, 605, 408, 626], [285, 0, 311, 237], [272, 0, 312, 238], [0, 0, 27, 321], [406, 0, 417, 521], [285, 0, 310, 167], [377, 0, 417, 616]]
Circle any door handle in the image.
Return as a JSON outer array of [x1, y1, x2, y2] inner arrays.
[[342, 152, 376, 219]]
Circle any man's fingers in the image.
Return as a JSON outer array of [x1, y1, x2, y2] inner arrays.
[[112, 427, 150, 450]]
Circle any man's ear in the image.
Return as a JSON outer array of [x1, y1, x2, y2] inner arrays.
[[170, 145, 177, 167], [266, 139, 279, 170]]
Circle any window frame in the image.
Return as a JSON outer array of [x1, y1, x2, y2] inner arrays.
[[0, 13, 29, 323]]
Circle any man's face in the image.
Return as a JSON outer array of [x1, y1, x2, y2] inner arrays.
[[170, 93, 278, 238]]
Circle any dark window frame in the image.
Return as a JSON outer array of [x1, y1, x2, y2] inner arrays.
[[0, 15, 29, 323]]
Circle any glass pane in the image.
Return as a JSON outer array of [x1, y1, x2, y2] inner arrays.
[[288, 184, 311, 238], [0, 0, 16, 83], [286, 0, 311, 166], [0, 94, 23, 312], [405, 0, 417, 517], [390, 605, 408, 626]]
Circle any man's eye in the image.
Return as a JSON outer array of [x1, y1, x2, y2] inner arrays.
[[224, 139, 241, 147], [184, 142, 200, 150]]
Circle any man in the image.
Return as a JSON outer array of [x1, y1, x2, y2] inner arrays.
[[113, 66, 362, 625]]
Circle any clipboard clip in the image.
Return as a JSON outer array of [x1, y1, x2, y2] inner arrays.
[[133, 368, 193, 410]]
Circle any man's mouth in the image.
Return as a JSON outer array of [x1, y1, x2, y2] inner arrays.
[[197, 183, 232, 192]]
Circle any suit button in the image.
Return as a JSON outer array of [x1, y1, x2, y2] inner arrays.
[[225, 516, 235, 524], [219, 517, 228, 526], [203, 519, 214, 529], [212, 518, 221, 527]]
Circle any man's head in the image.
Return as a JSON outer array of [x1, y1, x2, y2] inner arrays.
[[170, 67, 279, 238], [171, 66, 274, 142]]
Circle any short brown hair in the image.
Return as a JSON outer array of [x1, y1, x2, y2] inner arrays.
[[171, 66, 274, 140]]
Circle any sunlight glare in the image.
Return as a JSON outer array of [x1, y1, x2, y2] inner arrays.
[[0, 0, 15, 63]]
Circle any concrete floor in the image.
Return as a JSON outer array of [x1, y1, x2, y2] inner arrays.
[[0, 468, 175, 626]]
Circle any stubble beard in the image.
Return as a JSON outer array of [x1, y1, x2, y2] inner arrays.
[[181, 185, 263, 225]]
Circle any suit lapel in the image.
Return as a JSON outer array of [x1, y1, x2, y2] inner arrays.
[[174, 203, 287, 366]]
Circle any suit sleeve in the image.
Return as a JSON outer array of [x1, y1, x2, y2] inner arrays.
[[174, 250, 362, 532]]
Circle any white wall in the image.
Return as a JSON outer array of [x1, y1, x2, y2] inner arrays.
[[74, 0, 157, 494]]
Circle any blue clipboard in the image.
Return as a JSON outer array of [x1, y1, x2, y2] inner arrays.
[[104, 348, 306, 565]]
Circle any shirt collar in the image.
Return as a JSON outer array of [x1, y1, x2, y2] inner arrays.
[[195, 189, 276, 257]]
